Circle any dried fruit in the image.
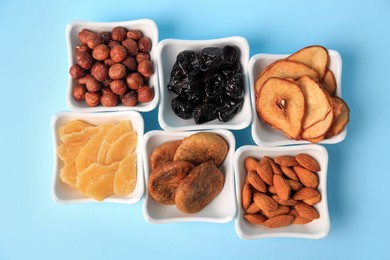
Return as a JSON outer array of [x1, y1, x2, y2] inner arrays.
[[150, 140, 182, 170]]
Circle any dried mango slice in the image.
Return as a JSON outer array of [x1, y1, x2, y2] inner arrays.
[[114, 153, 137, 195], [105, 131, 137, 164]]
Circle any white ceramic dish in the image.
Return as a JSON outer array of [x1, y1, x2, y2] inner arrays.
[[51, 111, 144, 204], [234, 144, 330, 240], [66, 19, 159, 112], [157, 37, 251, 131], [142, 130, 237, 223], [249, 50, 346, 146]]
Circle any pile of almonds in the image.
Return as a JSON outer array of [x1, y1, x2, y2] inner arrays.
[[69, 27, 154, 107], [242, 153, 322, 228]]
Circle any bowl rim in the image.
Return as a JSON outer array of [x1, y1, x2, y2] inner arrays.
[[51, 110, 145, 204], [65, 18, 160, 113], [249, 50, 347, 146], [142, 129, 237, 224], [156, 36, 252, 131], [234, 144, 330, 240]]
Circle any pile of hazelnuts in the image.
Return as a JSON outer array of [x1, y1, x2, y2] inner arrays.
[[69, 27, 154, 107]]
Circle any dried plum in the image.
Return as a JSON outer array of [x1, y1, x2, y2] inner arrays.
[[223, 45, 239, 65], [200, 47, 224, 71], [175, 50, 201, 75], [171, 96, 195, 119], [225, 73, 244, 99], [218, 98, 244, 122], [204, 73, 225, 99], [193, 103, 218, 124]]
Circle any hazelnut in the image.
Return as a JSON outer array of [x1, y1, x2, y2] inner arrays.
[[111, 27, 127, 42], [85, 75, 102, 92], [110, 45, 127, 63], [122, 91, 138, 106], [76, 51, 94, 70], [109, 63, 126, 79], [137, 86, 153, 103], [138, 37, 152, 53], [108, 40, 120, 49], [104, 58, 115, 67], [126, 30, 142, 40], [103, 79, 112, 87], [86, 33, 104, 49], [78, 29, 95, 44], [122, 56, 137, 71], [92, 44, 110, 60], [122, 38, 138, 56], [135, 52, 150, 64], [85, 92, 101, 107], [100, 31, 111, 44], [110, 79, 127, 95], [102, 87, 113, 95], [69, 64, 85, 79], [73, 84, 86, 101], [91, 62, 109, 82], [137, 60, 153, 77], [100, 92, 119, 107], [76, 44, 90, 54], [126, 72, 144, 90]]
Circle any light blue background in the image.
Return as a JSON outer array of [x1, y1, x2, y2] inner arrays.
[[1, 0, 389, 259]]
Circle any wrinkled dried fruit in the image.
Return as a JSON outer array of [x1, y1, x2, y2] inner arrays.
[[150, 140, 182, 170]]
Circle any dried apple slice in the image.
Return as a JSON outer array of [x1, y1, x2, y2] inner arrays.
[[326, 97, 350, 138], [321, 69, 337, 96], [287, 45, 329, 80], [302, 110, 334, 140], [255, 60, 319, 96], [257, 77, 305, 139], [296, 76, 332, 129]]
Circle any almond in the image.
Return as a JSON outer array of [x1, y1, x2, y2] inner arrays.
[[280, 166, 299, 181], [247, 171, 267, 193], [294, 166, 319, 188], [253, 192, 278, 212], [263, 214, 294, 228], [274, 155, 299, 167], [244, 213, 267, 225], [296, 153, 321, 172], [293, 187, 319, 200], [245, 157, 259, 173], [268, 185, 276, 194], [273, 175, 291, 200], [262, 205, 291, 218], [272, 195, 298, 206], [286, 179, 303, 191], [246, 202, 261, 214], [241, 183, 252, 209], [303, 193, 322, 205], [295, 202, 320, 220], [256, 158, 273, 185], [290, 209, 312, 224], [265, 156, 282, 175]]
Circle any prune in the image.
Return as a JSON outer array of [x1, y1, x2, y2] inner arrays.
[[175, 50, 201, 76], [218, 98, 244, 122], [168, 73, 201, 97], [193, 103, 218, 124], [204, 73, 225, 99], [172, 96, 195, 119], [225, 73, 244, 99], [200, 47, 224, 71], [223, 45, 239, 65]]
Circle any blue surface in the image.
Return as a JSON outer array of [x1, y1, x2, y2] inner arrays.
[[1, 0, 389, 259]]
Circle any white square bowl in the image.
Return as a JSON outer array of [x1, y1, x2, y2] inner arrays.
[[157, 37, 252, 131], [66, 19, 159, 112], [249, 50, 346, 146], [51, 111, 144, 204], [142, 130, 237, 223], [234, 144, 330, 240]]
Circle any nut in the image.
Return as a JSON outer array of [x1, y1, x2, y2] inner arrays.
[[92, 44, 110, 61], [91, 62, 109, 82], [99, 31, 111, 44], [85, 92, 101, 107], [76, 51, 94, 70], [138, 37, 152, 52], [84, 75, 101, 92], [126, 30, 142, 40], [122, 91, 138, 106], [104, 58, 115, 67], [135, 52, 150, 64], [69, 64, 85, 79], [101, 87, 113, 95], [76, 44, 90, 54], [111, 27, 127, 42], [126, 72, 144, 90], [86, 33, 104, 49], [122, 56, 137, 71], [100, 92, 118, 107], [137, 60, 153, 77], [122, 38, 138, 56], [103, 79, 112, 88], [73, 84, 86, 101], [110, 79, 127, 95], [78, 29, 95, 44], [110, 45, 127, 63], [108, 40, 120, 49], [137, 85, 153, 103], [109, 63, 126, 79]]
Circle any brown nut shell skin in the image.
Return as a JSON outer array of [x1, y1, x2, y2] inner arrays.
[[175, 161, 224, 214], [173, 132, 228, 166], [148, 161, 194, 205], [150, 140, 182, 170]]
